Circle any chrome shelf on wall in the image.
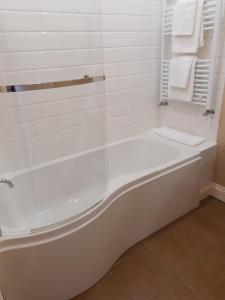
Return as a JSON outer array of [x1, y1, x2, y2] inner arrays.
[[0, 75, 106, 93]]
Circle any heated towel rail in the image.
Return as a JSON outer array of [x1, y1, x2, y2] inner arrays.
[[160, 0, 224, 115], [162, 59, 210, 104]]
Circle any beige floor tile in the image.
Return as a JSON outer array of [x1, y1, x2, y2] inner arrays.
[[172, 209, 225, 263], [154, 281, 200, 300], [142, 225, 205, 275], [109, 245, 175, 300], [73, 271, 133, 300], [198, 199, 225, 227], [180, 253, 225, 300]]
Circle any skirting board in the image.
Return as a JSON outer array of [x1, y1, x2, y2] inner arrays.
[[210, 183, 225, 203], [200, 184, 212, 201]]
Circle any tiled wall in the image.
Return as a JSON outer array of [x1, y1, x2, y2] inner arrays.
[[103, 0, 161, 142], [160, 10, 225, 142], [0, 0, 162, 174], [1, 0, 222, 175]]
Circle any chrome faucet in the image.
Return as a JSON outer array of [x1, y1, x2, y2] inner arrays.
[[0, 178, 14, 189]]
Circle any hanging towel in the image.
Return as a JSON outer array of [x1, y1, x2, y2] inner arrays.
[[169, 56, 195, 88], [172, 0, 204, 53], [172, 0, 197, 36], [168, 56, 197, 102]]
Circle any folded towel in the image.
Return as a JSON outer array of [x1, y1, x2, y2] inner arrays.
[[169, 56, 195, 88], [153, 127, 206, 147], [173, 0, 197, 36], [168, 56, 197, 102], [172, 0, 204, 53]]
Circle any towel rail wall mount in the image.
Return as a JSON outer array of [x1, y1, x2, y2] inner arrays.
[[160, 0, 224, 116]]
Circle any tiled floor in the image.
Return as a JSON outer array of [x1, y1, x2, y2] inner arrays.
[[73, 198, 225, 300]]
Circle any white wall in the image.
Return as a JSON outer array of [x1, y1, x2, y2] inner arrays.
[[0, 0, 162, 174], [103, 0, 161, 142]]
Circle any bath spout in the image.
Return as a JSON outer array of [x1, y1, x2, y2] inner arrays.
[[0, 178, 14, 189]]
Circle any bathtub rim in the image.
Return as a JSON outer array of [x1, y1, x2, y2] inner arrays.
[[0, 132, 202, 245], [1, 131, 198, 180], [0, 153, 202, 251], [0, 132, 190, 235]]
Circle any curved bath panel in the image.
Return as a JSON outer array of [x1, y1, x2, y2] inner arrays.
[[0, 133, 202, 300]]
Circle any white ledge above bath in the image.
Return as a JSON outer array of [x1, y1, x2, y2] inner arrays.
[[153, 127, 206, 147]]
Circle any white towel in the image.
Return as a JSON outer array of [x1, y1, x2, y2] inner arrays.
[[173, 0, 197, 36], [168, 56, 197, 102], [169, 56, 195, 88], [172, 0, 204, 53], [153, 127, 206, 147]]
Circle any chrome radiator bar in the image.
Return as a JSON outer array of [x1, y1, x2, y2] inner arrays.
[[0, 75, 106, 93]]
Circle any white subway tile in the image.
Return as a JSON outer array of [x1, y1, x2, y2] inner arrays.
[[103, 32, 160, 48], [0, 0, 102, 14], [26, 117, 61, 137], [43, 13, 102, 32], [105, 73, 159, 93], [0, 140, 29, 159], [104, 46, 160, 63], [0, 53, 14, 71], [2, 11, 43, 32], [27, 32, 48, 51], [5, 70, 36, 85], [102, 15, 161, 32], [5, 33, 29, 51], [101, 0, 161, 16], [0, 124, 27, 143], [0, 33, 8, 52], [104, 60, 160, 78], [13, 52, 49, 71]]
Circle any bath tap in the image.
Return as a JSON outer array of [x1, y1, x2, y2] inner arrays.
[[0, 178, 14, 189]]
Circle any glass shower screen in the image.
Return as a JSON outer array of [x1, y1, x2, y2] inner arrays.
[[0, 0, 107, 235]]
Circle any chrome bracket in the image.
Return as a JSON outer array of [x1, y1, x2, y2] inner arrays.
[[203, 109, 215, 117], [158, 101, 168, 107]]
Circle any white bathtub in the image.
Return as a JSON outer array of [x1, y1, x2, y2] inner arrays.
[[0, 131, 202, 300]]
